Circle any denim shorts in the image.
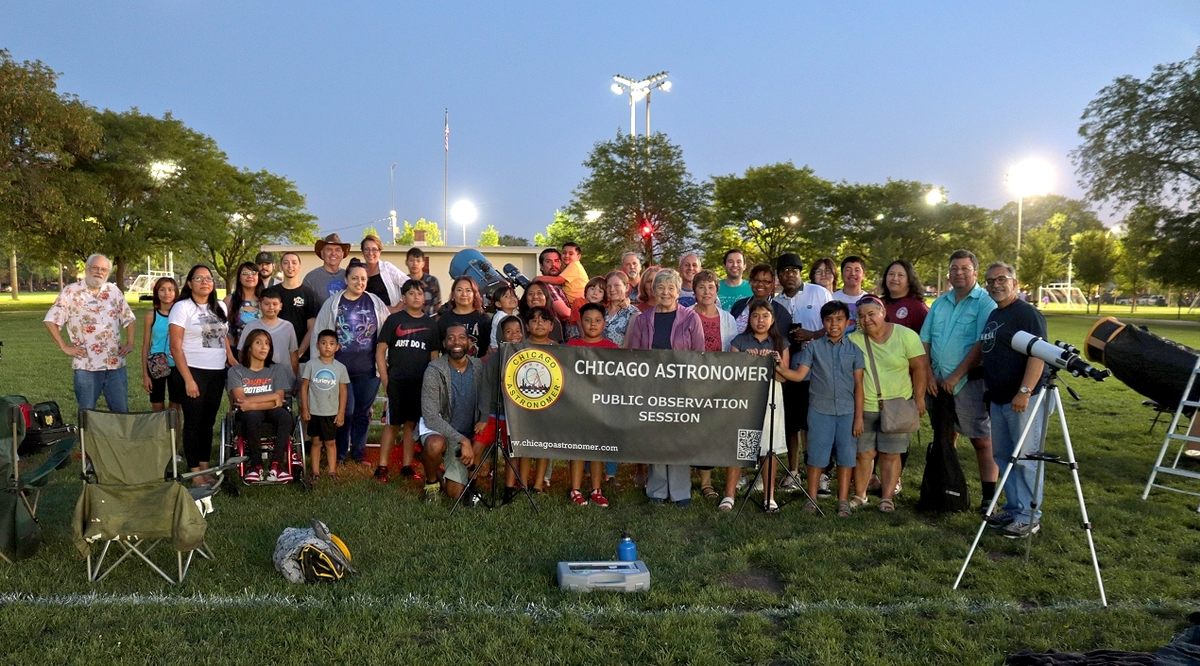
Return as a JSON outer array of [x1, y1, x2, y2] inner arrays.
[[806, 409, 857, 468]]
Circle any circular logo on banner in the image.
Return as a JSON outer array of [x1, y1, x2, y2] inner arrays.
[[503, 348, 564, 410]]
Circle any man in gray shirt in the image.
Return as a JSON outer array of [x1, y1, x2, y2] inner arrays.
[[418, 324, 483, 503], [303, 233, 350, 307]]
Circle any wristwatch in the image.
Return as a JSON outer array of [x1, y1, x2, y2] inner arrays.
[[1018, 386, 1031, 395]]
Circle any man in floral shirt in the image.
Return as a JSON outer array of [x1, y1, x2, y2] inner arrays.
[[43, 254, 137, 412]]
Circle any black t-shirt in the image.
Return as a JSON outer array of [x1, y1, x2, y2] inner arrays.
[[436, 310, 492, 358], [378, 311, 437, 380], [651, 310, 677, 350], [980, 298, 1048, 405], [366, 273, 391, 306], [277, 283, 318, 359]]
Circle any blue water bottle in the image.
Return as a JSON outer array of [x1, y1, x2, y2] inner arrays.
[[618, 531, 637, 562]]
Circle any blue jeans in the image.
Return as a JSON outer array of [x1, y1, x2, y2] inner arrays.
[[337, 373, 380, 463], [990, 393, 1053, 525], [74, 367, 129, 413]]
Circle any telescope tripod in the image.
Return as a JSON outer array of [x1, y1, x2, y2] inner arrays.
[[952, 369, 1107, 607]]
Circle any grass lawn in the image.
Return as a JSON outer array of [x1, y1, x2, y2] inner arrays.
[[1, 305, 1199, 664]]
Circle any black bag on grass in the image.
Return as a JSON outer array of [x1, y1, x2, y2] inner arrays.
[[917, 393, 971, 513], [20, 401, 73, 454]]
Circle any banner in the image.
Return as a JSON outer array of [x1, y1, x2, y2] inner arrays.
[[501, 345, 773, 467]]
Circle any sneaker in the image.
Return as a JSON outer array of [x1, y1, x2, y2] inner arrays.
[[848, 494, 869, 510], [589, 489, 610, 508], [674, 498, 692, 508], [985, 510, 1016, 529], [780, 471, 801, 491], [400, 465, 415, 478], [272, 466, 293, 483], [424, 481, 440, 503], [569, 489, 589, 506], [1003, 521, 1041, 539], [818, 473, 832, 496], [837, 500, 852, 518], [244, 466, 262, 483], [803, 499, 819, 514], [373, 466, 390, 484]]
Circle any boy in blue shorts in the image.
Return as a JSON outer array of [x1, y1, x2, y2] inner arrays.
[[778, 301, 864, 517]]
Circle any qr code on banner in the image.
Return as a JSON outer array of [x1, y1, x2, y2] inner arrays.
[[736, 429, 762, 461]]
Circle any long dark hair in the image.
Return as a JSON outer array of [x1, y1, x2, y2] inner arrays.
[[519, 280, 552, 317], [239, 328, 275, 367], [233, 261, 264, 300], [151, 276, 178, 312], [742, 298, 786, 353], [880, 259, 923, 301], [178, 264, 226, 322]]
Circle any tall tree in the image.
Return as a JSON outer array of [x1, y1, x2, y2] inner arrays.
[[498, 234, 530, 247], [199, 168, 318, 289], [564, 132, 709, 269], [534, 210, 582, 251], [396, 218, 445, 246], [477, 224, 500, 247], [0, 50, 101, 296], [1113, 205, 1161, 313], [1073, 48, 1200, 215], [1071, 229, 1119, 314], [991, 195, 1105, 258], [698, 162, 836, 268], [69, 109, 238, 287], [1016, 223, 1066, 302]]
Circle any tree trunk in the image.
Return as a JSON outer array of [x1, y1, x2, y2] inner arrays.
[[112, 257, 128, 292]]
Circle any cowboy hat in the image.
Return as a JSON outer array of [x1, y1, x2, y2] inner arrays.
[[314, 233, 351, 256]]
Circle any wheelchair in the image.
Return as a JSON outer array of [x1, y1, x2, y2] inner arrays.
[[219, 397, 310, 495]]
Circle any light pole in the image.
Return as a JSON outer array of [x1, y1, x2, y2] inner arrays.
[[450, 199, 478, 247], [1005, 158, 1054, 275], [389, 162, 398, 244], [611, 71, 670, 137]]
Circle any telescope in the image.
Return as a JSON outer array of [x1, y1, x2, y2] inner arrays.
[[1010, 331, 1109, 382]]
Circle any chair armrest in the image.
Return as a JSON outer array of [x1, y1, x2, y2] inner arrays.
[[21, 435, 76, 489]]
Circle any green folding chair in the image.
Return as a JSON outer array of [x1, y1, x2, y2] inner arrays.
[[1, 398, 76, 563], [73, 409, 235, 584]]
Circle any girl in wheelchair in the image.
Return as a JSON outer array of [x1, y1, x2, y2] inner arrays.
[[227, 329, 296, 483]]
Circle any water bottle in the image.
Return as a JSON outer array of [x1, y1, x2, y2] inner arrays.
[[617, 531, 637, 562]]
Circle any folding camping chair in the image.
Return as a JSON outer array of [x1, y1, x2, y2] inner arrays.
[[1, 398, 76, 563], [73, 409, 236, 584]]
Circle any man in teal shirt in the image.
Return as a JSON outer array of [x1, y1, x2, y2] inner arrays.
[[920, 249, 997, 511]]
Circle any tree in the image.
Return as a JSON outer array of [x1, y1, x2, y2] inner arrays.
[[534, 210, 582, 250], [477, 224, 500, 247], [698, 162, 836, 268], [563, 132, 709, 269], [1073, 48, 1200, 215], [198, 168, 318, 289], [0, 50, 101, 296], [1016, 223, 1066, 301], [1113, 205, 1161, 312], [395, 218, 444, 246], [67, 108, 238, 287], [498, 234, 530, 247], [990, 195, 1105, 258], [362, 225, 379, 240], [1071, 229, 1119, 314]]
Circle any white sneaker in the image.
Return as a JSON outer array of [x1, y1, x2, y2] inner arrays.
[[780, 471, 801, 491], [818, 473, 832, 496]]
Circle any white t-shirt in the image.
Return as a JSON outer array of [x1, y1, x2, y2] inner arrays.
[[775, 283, 833, 332], [168, 298, 229, 370]]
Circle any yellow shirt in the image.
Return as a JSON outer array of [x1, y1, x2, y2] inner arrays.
[[559, 260, 589, 302]]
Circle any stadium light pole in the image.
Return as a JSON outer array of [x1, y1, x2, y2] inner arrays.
[[1005, 158, 1054, 275], [451, 199, 478, 247], [611, 71, 670, 137], [389, 162, 399, 244]]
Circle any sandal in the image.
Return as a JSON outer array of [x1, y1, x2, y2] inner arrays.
[[763, 499, 779, 514], [700, 485, 719, 500], [849, 495, 869, 510], [879, 498, 896, 513], [718, 496, 735, 512], [837, 500, 852, 518]]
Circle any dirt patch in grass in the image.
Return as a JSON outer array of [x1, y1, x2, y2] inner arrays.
[[724, 568, 784, 595]]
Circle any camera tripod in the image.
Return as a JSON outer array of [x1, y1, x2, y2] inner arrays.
[[734, 378, 823, 518], [952, 368, 1107, 606]]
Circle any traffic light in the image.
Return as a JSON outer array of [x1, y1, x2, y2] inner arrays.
[[639, 220, 652, 239]]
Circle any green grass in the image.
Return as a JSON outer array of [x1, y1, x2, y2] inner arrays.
[[2, 309, 1199, 664]]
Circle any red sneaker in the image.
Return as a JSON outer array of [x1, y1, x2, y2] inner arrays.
[[568, 489, 588, 506], [589, 489, 609, 508]]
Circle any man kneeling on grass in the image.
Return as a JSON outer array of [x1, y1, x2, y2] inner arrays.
[[418, 324, 483, 504]]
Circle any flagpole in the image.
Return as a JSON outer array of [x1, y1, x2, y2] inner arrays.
[[443, 108, 449, 244]]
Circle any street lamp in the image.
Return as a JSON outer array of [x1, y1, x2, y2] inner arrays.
[[611, 71, 670, 137], [1005, 158, 1054, 273], [450, 199, 478, 247], [924, 187, 947, 207]]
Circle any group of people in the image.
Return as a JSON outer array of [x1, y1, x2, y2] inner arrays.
[[45, 239, 1050, 538]]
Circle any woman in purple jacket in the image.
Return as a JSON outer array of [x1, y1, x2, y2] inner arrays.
[[626, 268, 704, 506]]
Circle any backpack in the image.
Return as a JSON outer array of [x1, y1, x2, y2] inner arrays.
[[20, 400, 73, 454], [917, 395, 971, 513]]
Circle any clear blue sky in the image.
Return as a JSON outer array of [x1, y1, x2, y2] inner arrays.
[[4, 2, 1198, 243]]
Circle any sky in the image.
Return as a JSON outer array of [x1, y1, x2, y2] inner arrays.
[[4, 2, 1199, 245]]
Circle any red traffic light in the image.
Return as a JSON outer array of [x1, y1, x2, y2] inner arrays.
[[639, 221, 652, 239]]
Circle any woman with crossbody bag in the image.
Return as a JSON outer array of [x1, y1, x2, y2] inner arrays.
[[142, 276, 183, 412], [849, 295, 929, 513]]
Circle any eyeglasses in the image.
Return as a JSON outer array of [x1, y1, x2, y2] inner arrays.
[[362, 247, 381, 253], [985, 276, 1013, 286], [812, 268, 833, 275], [240, 272, 258, 278], [191, 276, 214, 283], [948, 266, 976, 274], [751, 278, 774, 285]]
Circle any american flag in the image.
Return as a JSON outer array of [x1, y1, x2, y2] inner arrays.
[[444, 110, 449, 152]]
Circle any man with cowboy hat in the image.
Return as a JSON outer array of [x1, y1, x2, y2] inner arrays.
[[303, 233, 351, 307]]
